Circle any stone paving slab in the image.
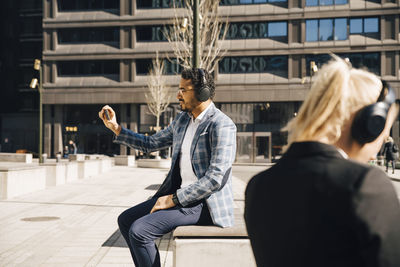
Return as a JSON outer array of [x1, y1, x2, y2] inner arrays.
[[0, 166, 248, 267]]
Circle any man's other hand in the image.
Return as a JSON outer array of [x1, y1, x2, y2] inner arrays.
[[150, 194, 175, 214], [99, 105, 121, 135]]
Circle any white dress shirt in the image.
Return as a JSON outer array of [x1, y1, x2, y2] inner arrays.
[[180, 104, 212, 188]]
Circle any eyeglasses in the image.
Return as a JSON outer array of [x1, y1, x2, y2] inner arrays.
[[178, 88, 195, 94]]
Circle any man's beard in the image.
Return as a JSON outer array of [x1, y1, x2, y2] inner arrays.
[[179, 101, 189, 112]]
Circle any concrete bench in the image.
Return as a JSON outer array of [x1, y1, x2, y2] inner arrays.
[[115, 155, 136, 167], [68, 154, 85, 161], [0, 153, 32, 163], [173, 208, 256, 267], [137, 158, 171, 169], [0, 165, 46, 199]]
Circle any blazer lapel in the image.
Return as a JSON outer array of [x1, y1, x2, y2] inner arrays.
[[190, 104, 216, 160]]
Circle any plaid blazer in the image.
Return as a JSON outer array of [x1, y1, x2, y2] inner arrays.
[[114, 103, 237, 227]]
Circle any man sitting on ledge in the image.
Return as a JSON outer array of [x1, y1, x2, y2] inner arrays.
[[98, 68, 237, 267]]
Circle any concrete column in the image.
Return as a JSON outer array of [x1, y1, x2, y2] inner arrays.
[[120, 104, 127, 155], [129, 104, 139, 156], [52, 30, 58, 51], [131, 27, 136, 49], [51, 0, 57, 18], [51, 62, 57, 83], [53, 105, 63, 157], [288, 56, 293, 79], [44, 105, 52, 157], [381, 52, 386, 77], [131, 60, 136, 82], [131, 0, 136, 15]]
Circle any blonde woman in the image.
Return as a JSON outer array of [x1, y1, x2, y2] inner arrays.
[[245, 57, 400, 267]]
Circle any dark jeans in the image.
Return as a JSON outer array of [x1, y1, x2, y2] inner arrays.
[[117, 197, 213, 267]]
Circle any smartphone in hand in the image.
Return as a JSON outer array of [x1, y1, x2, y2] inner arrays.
[[104, 109, 111, 120]]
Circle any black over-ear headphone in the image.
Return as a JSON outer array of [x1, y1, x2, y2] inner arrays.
[[195, 68, 211, 102], [351, 80, 396, 144]]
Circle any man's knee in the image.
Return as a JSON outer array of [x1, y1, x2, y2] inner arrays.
[[118, 209, 132, 230], [129, 220, 150, 244]]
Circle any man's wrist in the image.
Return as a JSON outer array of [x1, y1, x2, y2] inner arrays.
[[114, 124, 122, 136], [172, 192, 180, 206]]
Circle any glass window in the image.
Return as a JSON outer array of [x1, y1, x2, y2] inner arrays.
[[58, 61, 119, 76], [220, 0, 286, 4], [218, 56, 288, 77], [320, 0, 333, 5], [319, 19, 333, 41], [306, 0, 346, 5], [306, 20, 318, 42], [58, 0, 119, 10], [350, 18, 363, 34], [305, 0, 318, 5], [58, 28, 119, 44], [339, 53, 380, 75], [334, 18, 347, 40], [137, 0, 184, 8], [268, 22, 287, 37], [364, 17, 379, 33], [225, 21, 286, 39], [136, 25, 169, 42]]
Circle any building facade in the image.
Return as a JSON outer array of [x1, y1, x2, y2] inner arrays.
[[0, 0, 43, 154], [41, 0, 400, 162]]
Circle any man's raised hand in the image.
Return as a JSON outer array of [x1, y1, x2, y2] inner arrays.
[[98, 105, 121, 135]]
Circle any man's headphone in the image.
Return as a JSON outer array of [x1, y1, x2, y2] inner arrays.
[[351, 80, 396, 144], [194, 68, 211, 102]]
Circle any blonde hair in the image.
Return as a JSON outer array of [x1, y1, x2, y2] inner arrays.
[[284, 56, 382, 147]]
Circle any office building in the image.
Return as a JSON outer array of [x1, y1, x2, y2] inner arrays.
[[41, 0, 400, 162]]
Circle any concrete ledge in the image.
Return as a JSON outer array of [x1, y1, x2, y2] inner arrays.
[[78, 160, 101, 179], [65, 161, 79, 182], [137, 159, 171, 169], [99, 157, 113, 173], [0, 153, 32, 163], [174, 239, 254, 267], [42, 163, 67, 187], [173, 208, 256, 267], [115, 155, 136, 167], [68, 154, 85, 161], [0, 166, 46, 199]]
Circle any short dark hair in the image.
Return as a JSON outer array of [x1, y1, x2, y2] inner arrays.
[[181, 68, 215, 99]]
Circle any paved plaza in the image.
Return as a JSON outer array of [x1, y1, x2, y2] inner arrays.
[[0, 164, 399, 267]]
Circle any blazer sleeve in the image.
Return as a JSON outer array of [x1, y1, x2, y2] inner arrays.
[[176, 116, 236, 206], [113, 118, 176, 153], [352, 167, 400, 266]]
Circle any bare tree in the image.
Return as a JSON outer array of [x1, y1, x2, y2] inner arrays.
[[145, 52, 172, 134], [164, 0, 228, 73]]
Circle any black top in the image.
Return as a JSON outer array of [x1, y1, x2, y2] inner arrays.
[[384, 141, 397, 161], [245, 141, 400, 267]]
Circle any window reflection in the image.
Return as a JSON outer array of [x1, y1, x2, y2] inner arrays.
[[219, 56, 288, 77], [58, 28, 119, 44], [350, 17, 379, 34], [58, 61, 119, 76], [225, 21, 287, 40], [136, 59, 182, 75], [305, 53, 380, 75], [306, 0, 347, 5], [319, 19, 333, 41], [364, 18, 379, 33], [334, 18, 347, 40], [220, 0, 286, 4], [137, 0, 184, 8], [136, 25, 169, 42], [306, 20, 318, 42]]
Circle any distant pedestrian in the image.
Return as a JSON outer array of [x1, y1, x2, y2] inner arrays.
[[68, 140, 77, 155], [2, 137, 13, 152], [63, 145, 69, 158], [245, 57, 400, 267], [384, 136, 398, 174]]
